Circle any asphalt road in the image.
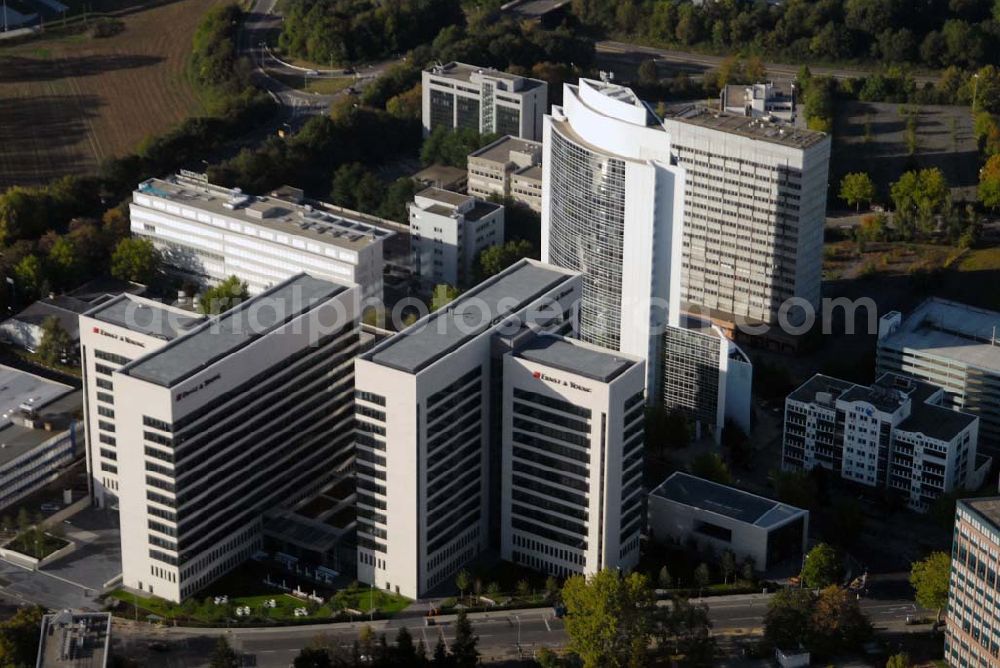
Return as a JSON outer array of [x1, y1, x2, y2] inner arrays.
[[109, 588, 928, 667], [596, 40, 938, 86]]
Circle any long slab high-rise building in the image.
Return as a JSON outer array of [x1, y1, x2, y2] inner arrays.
[[353, 259, 582, 599], [661, 107, 830, 336], [112, 274, 360, 602], [541, 77, 686, 395]]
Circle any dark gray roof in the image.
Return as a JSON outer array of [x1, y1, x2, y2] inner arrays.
[[516, 335, 637, 383], [787, 374, 854, 405], [368, 260, 577, 374], [898, 403, 977, 441], [123, 274, 347, 387], [6, 296, 92, 339], [651, 472, 806, 527], [465, 200, 503, 222], [86, 294, 204, 341]]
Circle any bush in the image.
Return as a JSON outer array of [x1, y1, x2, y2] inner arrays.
[[90, 18, 124, 38]]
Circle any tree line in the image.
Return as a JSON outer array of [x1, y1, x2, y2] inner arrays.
[[573, 0, 1000, 70], [279, 0, 464, 66]]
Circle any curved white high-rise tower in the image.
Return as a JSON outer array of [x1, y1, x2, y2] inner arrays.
[[541, 78, 685, 395]]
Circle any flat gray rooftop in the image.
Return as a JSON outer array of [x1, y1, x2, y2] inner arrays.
[[426, 61, 545, 91], [514, 165, 543, 181], [881, 298, 1000, 373], [787, 374, 854, 405], [469, 135, 542, 164], [135, 176, 392, 251], [899, 403, 977, 442], [369, 260, 576, 374], [962, 497, 1000, 529], [417, 186, 472, 208], [37, 611, 111, 668], [665, 105, 828, 149], [651, 472, 805, 528], [0, 390, 81, 468], [86, 294, 204, 341], [516, 335, 637, 383], [0, 365, 72, 423], [123, 275, 347, 387]]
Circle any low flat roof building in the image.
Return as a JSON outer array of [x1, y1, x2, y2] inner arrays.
[[408, 187, 504, 288], [1, 296, 95, 354], [112, 274, 361, 602], [784, 371, 987, 512], [0, 366, 82, 512], [648, 472, 808, 571], [468, 135, 543, 213], [878, 299, 1000, 457], [130, 174, 393, 301], [36, 610, 111, 668]]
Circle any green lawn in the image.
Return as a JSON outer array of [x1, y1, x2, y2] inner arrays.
[[331, 586, 410, 614], [956, 246, 1000, 272], [267, 71, 354, 95]]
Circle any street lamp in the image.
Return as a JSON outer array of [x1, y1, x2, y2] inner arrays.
[[973, 73, 980, 115]]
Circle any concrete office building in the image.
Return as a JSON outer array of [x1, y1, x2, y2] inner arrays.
[[541, 77, 686, 394], [354, 259, 582, 599], [78, 294, 204, 508], [408, 187, 504, 288], [720, 82, 796, 122], [130, 174, 392, 301], [467, 135, 544, 212], [501, 335, 645, 577], [112, 274, 360, 602], [946, 498, 1000, 667], [648, 472, 808, 571], [661, 315, 753, 440], [878, 299, 1000, 457], [422, 62, 548, 141], [783, 372, 988, 512], [661, 107, 830, 334], [0, 366, 82, 512]]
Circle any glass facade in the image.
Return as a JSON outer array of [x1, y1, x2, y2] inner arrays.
[[455, 96, 481, 132], [497, 106, 521, 137], [660, 326, 720, 426], [429, 89, 454, 132], [546, 128, 626, 350]]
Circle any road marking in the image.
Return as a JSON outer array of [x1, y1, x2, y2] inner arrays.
[[543, 617, 551, 632]]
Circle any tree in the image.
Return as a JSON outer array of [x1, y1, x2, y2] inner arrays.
[[653, 596, 715, 666], [110, 237, 161, 284], [802, 543, 842, 589], [979, 154, 1000, 209], [693, 563, 711, 593], [47, 236, 81, 289], [516, 578, 531, 599], [809, 585, 872, 656], [209, 636, 239, 668], [293, 647, 332, 668], [0, 606, 45, 667], [450, 610, 478, 668], [763, 588, 814, 650], [690, 453, 731, 484], [432, 636, 452, 667], [477, 240, 535, 280], [199, 275, 249, 315], [638, 59, 658, 86], [720, 551, 737, 584], [910, 551, 951, 621], [395, 627, 418, 665], [839, 172, 876, 211], [13, 254, 45, 301], [887, 652, 911, 668], [658, 565, 672, 589], [430, 284, 460, 311], [771, 469, 819, 510], [455, 569, 471, 604], [36, 316, 72, 365], [561, 569, 654, 668]]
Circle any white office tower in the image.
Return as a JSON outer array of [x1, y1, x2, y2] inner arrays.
[[113, 275, 360, 602], [130, 174, 392, 301], [501, 335, 645, 577], [354, 259, 582, 598], [660, 108, 830, 332], [79, 295, 205, 508], [541, 78, 686, 394], [422, 62, 548, 141]]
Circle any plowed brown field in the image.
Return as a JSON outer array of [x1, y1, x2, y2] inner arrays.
[[0, 0, 223, 189]]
